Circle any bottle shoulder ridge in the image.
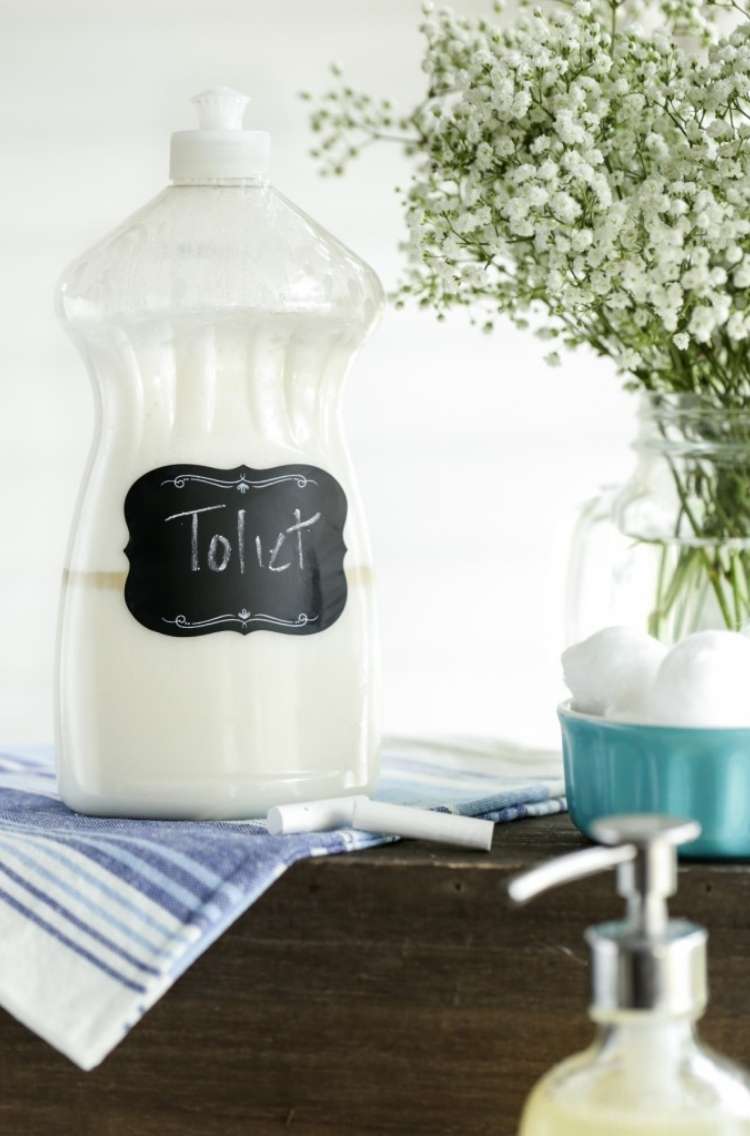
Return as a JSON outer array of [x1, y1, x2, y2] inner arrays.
[[57, 188, 171, 289], [57, 184, 384, 323], [270, 186, 384, 296]]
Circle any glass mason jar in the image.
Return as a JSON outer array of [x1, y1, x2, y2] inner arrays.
[[566, 393, 750, 645]]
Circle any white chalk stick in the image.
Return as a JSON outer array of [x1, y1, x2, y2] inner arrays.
[[266, 795, 364, 836], [351, 798, 494, 851], [266, 795, 494, 851]]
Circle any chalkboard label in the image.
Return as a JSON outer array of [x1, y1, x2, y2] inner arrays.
[[124, 464, 348, 637]]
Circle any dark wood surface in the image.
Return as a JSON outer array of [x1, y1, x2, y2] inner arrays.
[[2, 812, 750, 1136]]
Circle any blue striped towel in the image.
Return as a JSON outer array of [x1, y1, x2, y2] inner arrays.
[[0, 738, 564, 1070]]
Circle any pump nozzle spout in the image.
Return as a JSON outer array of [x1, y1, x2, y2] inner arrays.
[[509, 814, 700, 937], [593, 815, 700, 937], [509, 814, 706, 1016], [508, 843, 635, 905]]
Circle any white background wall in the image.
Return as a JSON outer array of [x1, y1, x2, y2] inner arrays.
[[0, 0, 635, 749]]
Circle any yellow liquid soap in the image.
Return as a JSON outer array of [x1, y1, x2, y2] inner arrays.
[[519, 1023, 750, 1136], [521, 1090, 750, 1135]]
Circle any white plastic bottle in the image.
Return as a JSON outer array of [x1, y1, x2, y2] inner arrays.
[[509, 816, 750, 1135], [56, 88, 384, 818]]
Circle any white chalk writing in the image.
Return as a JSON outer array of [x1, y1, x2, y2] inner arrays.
[[164, 505, 321, 575]]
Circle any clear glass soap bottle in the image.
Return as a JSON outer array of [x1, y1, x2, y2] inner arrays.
[[55, 88, 384, 818], [509, 816, 750, 1135]]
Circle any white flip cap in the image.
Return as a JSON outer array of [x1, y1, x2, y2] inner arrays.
[[169, 87, 271, 183], [267, 795, 494, 852]]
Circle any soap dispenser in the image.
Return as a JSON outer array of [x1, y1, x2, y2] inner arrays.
[[509, 815, 750, 1135]]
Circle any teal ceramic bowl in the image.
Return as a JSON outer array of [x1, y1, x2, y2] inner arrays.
[[559, 702, 750, 858]]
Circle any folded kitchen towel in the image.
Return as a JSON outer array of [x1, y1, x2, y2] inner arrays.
[[0, 738, 564, 1070]]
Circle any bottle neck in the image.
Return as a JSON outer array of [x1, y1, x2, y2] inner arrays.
[[633, 391, 750, 461], [593, 1012, 699, 1052], [615, 391, 750, 544], [170, 176, 269, 188], [593, 1014, 699, 1079]]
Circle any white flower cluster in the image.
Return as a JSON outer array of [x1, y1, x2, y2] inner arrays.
[[304, 0, 750, 391], [303, 4, 750, 634], [389, 0, 750, 391]]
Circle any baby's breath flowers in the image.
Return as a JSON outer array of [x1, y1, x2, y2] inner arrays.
[[304, 0, 748, 389], [304, 0, 750, 634]]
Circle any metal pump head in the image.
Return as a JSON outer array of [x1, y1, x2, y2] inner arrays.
[[509, 814, 707, 1015]]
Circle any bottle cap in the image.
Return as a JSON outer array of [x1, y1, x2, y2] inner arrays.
[[169, 87, 270, 184], [509, 814, 707, 1016]]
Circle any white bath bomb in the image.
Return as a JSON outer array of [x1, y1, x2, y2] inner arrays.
[[647, 630, 750, 727], [562, 626, 667, 717]]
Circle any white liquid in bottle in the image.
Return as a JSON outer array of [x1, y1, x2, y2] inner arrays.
[[56, 89, 383, 818]]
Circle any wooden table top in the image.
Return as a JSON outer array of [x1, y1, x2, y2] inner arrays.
[[2, 812, 749, 1136]]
